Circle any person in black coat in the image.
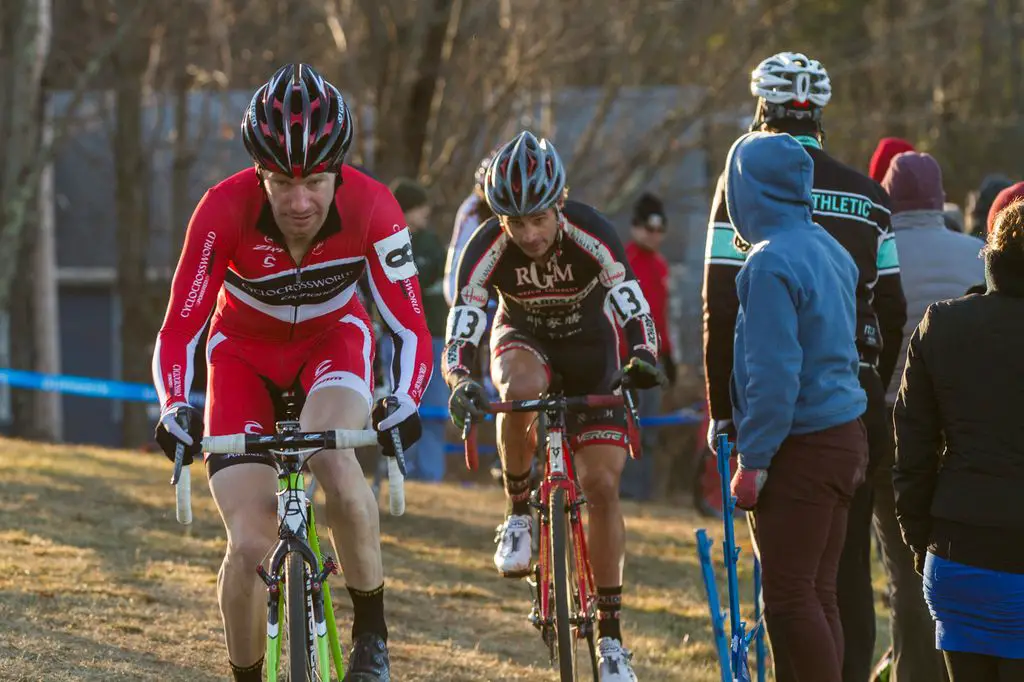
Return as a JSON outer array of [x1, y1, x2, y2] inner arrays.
[[893, 198, 1024, 681]]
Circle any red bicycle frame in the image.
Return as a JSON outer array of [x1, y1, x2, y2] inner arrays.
[[463, 389, 643, 655]]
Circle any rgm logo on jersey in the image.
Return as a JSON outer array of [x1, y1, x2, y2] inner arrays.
[[244, 420, 263, 435], [373, 227, 418, 283], [314, 360, 332, 378], [180, 231, 216, 318], [514, 261, 574, 290], [460, 283, 489, 308]]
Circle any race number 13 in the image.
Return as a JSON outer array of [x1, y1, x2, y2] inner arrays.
[[608, 281, 650, 324], [445, 305, 486, 345]]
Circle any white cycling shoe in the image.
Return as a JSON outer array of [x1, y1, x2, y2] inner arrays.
[[493, 514, 532, 577], [597, 637, 638, 682]]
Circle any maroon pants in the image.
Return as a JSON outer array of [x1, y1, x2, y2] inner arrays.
[[752, 419, 868, 682]]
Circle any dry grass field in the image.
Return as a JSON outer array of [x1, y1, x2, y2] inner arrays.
[[0, 437, 888, 681]]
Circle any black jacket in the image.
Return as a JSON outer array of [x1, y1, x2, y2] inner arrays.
[[893, 248, 1024, 572], [703, 141, 907, 419]]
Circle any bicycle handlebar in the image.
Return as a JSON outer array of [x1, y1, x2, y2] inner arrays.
[[202, 429, 379, 454], [460, 392, 637, 472], [172, 428, 406, 526], [488, 394, 624, 414]]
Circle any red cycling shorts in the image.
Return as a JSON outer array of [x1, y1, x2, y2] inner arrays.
[[204, 313, 375, 476]]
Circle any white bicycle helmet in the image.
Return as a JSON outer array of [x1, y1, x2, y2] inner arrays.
[[751, 52, 832, 108]]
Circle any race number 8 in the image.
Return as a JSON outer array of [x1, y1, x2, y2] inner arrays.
[[373, 228, 419, 282], [445, 305, 486, 345], [607, 281, 650, 324]]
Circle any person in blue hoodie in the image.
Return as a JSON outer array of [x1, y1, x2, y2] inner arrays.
[[726, 132, 869, 682]]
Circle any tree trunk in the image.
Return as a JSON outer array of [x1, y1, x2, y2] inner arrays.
[[32, 94, 62, 440], [114, 1, 153, 448]]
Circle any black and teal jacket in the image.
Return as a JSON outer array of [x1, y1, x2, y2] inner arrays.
[[702, 137, 907, 420]]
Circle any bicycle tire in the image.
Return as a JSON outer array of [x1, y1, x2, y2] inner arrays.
[[286, 553, 312, 682], [550, 486, 575, 681], [569, 512, 599, 682]]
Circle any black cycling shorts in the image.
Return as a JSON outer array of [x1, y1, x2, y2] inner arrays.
[[490, 318, 627, 450]]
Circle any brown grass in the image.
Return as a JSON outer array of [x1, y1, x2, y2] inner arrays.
[[0, 437, 885, 681]]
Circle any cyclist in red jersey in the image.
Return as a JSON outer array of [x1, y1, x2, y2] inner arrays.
[[152, 63, 431, 682]]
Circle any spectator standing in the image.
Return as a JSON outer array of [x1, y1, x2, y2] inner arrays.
[[894, 198, 1024, 681], [726, 131, 868, 682], [621, 193, 676, 500], [878, 151, 983, 682]]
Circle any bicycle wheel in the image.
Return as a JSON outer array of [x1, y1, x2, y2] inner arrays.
[[569, 516, 599, 681], [531, 414, 547, 555], [550, 487, 576, 681], [285, 553, 312, 682]]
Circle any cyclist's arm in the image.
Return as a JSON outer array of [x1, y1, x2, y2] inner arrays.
[[702, 172, 747, 420], [363, 186, 434, 406], [564, 206, 658, 366], [441, 219, 501, 387], [443, 194, 482, 305], [872, 194, 908, 392], [152, 188, 238, 409]]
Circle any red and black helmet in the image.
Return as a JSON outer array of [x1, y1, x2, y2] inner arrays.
[[241, 63, 353, 177]]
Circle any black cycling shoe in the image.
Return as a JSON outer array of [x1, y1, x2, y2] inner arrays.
[[341, 633, 391, 681]]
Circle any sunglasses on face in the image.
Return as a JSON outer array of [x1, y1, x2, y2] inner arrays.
[[641, 223, 667, 234]]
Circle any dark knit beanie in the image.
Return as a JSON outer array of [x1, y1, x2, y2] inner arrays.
[[389, 177, 429, 212], [882, 152, 945, 214], [632, 193, 666, 228]]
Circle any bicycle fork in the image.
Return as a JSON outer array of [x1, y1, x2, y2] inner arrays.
[[258, 544, 340, 681], [526, 486, 595, 656]]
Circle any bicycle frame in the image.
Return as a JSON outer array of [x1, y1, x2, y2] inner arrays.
[[258, 451, 342, 682], [463, 388, 642, 672], [533, 413, 597, 650], [202, 423, 384, 682]]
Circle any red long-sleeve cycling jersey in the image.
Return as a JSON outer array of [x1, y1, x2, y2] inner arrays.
[[153, 165, 433, 410]]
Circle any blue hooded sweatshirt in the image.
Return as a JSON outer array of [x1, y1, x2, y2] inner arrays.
[[726, 132, 867, 469]]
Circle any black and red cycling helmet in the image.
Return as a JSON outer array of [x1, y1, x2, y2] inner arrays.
[[241, 63, 353, 176]]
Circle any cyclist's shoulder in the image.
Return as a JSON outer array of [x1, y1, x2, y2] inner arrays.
[[205, 167, 263, 200], [562, 200, 619, 242], [336, 164, 393, 209], [808, 147, 888, 203], [192, 168, 263, 236]]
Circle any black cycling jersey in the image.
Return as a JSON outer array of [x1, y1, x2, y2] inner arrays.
[[442, 199, 659, 384], [702, 140, 908, 420]]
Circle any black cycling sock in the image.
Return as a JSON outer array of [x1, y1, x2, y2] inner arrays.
[[597, 585, 623, 643], [230, 656, 264, 682], [349, 583, 388, 642], [504, 469, 532, 516]]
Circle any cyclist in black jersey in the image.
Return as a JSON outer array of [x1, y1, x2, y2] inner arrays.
[[442, 131, 665, 682], [701, 52, 922, 682]]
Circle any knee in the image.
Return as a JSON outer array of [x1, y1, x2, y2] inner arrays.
[[578, 467, 620, 508], [495, 366, 547, 401], [225, 526, 277, 573], [319, 466, 375, 521]]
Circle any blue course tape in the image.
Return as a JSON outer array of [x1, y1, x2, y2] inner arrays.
[[0, 368, 704, 426], [0, 368, 207, 405]]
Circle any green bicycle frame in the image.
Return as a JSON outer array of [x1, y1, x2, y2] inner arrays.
[[265, 472, 345, 681]]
